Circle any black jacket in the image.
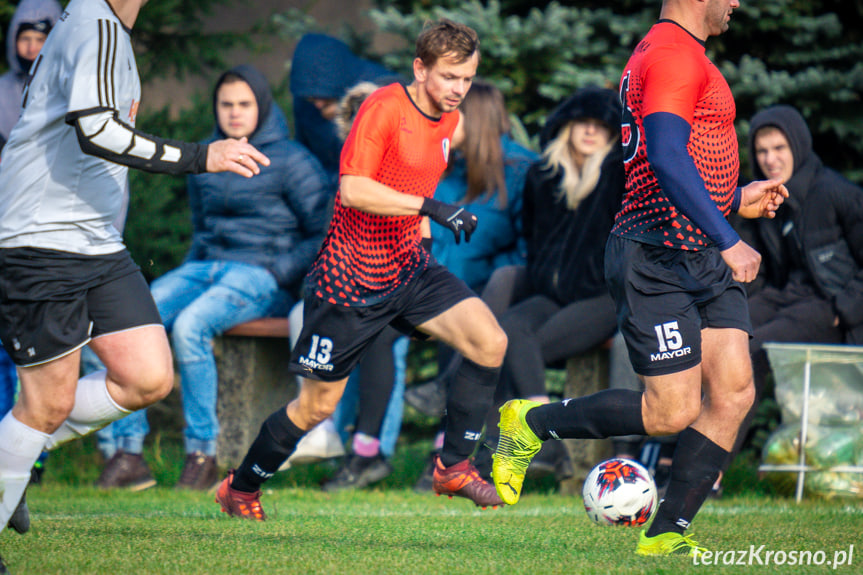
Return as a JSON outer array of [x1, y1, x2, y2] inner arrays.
[[743, 105, 863, 340], [523, 87, 625, 305]]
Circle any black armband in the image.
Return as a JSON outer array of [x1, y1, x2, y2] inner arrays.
[[66, 108, 208, 175]]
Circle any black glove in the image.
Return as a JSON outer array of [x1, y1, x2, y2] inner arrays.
[[420, 197, 478, 244]]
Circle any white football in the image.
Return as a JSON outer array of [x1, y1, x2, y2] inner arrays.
[[582, 458, 657, 526]]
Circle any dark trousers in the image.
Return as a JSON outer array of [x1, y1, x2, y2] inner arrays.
[[734, 280, 843, 455], [486, 266, 618, 435], [749, 280, 843, 395]]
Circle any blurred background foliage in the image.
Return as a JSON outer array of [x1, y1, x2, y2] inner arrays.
[[0, 0, 861, 279]]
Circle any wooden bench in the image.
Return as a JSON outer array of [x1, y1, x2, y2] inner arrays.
[[213, 318, 296, 466], [558, 340, 614, 495]]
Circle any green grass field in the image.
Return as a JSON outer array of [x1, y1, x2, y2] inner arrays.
[[3, 436, 862, 575]]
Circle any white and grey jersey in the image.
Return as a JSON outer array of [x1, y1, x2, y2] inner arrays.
[[0, 0, 206, 255]]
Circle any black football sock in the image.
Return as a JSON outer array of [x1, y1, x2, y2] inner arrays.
[[231, 407, 305, 493], [356, 329, 398, 438], [440, 358, 500, 467], [524, 389, 645, 441], [613, 438, 644, 458], [646, 427, 729, 537]]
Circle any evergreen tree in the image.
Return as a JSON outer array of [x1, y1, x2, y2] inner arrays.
[[364, 0, 862, 181]]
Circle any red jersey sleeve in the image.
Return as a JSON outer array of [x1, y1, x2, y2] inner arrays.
[[641, 45, 708, 124], [340, 95, 399, 178]]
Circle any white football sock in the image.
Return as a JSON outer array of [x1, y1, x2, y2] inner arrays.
[[0, 412, 50, 535], [44, 370, 131, 451]]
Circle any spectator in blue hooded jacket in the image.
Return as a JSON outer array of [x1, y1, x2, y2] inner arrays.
[[0, 0, 62, 149], [95, 65, 331, 492], [289, 33, 401, 187]]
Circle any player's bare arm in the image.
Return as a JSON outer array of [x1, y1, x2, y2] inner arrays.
[[341, 174, 478, 244], [420, 217, 432, 241], [340, 174, 426, 215], [736, 179, 789, 219], [721, 180, 787, 282]]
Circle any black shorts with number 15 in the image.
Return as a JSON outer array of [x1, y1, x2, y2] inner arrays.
[[604, 234, 752, 377]]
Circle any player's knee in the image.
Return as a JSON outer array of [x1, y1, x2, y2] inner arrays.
[[308, 409, 334, 428], [301, 400, 337, 429], [133, 362, 175, 407], [736, 380, 756, 413], [645, 400, 700, 435], [298, 395, 337, 428], [476, 325, 507, 367], [664, 409, 700, 435], [711, 378, 755, 419], [25, 395, 75, 433]]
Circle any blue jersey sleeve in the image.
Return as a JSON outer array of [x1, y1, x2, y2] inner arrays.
[[643, 112, 740, 250]]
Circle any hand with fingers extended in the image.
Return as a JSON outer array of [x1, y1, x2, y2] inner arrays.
[[737, 179, 789, 219], [420, 197, 478, 244], [206, 137, 271, 177]]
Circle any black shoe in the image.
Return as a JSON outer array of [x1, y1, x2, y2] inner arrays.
[[31, 460, 45, 485], [413, 451, 437, 493], [95, 450, 156, 491], [176, 452, 219, 491], [526, 439, 575, 481], [404, 379, 447, 418], [321, 454, 393, 492], [7, 490, 29, 535]]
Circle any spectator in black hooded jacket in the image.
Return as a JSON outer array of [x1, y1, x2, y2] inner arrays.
[[732, 104, 863, 454]]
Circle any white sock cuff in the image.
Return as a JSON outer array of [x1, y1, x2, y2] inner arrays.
[[0, 412, 50, 463], [74, 370, 132, 421], [44, 370, 131, 451]]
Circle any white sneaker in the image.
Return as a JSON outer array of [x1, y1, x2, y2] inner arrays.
[[280, 418, 346, 470]]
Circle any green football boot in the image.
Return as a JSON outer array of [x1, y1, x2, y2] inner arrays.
[[492, 399, 543, 505], [636, 530, 708, 557]]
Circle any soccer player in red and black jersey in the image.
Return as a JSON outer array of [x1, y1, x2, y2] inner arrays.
[[493, 0, 788, 555], [215, 19, 508, 519]]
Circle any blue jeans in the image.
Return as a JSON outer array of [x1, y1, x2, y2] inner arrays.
[[111, 260, 288, 455], [0, 346, 18, 417]]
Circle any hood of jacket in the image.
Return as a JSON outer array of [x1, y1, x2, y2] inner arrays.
[[540, 86, 622, 149], [288, 33, 402, 180], [749, 104, 821, 207], [6, 0, 62, 75], [211, 64, 277, 143], [289, 33, 396, 100]]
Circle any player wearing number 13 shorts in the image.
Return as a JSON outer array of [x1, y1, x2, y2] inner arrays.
[[214, 20, 510, 521]]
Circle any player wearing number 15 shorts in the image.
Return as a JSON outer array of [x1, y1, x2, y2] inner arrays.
[[493, 0, 788, 556]]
